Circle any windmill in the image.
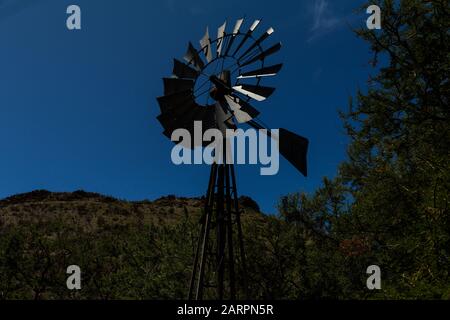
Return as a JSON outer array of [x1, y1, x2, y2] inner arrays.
[[156, 18, 309, 300]]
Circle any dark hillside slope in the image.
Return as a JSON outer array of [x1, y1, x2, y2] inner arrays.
[[0, 190, 277, 300]]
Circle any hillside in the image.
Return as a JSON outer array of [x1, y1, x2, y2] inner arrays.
[[0, 190, 264, 230], [0, 190, 275, 300]]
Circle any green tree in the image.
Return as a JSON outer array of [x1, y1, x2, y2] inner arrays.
[[279, 0, 449, 299], [343, 0, 449, 298]]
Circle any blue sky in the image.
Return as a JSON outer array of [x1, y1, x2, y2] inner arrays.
[[0, 0, 373, 214]]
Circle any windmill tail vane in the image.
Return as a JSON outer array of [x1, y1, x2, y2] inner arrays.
[[156, 18, 309, 300]]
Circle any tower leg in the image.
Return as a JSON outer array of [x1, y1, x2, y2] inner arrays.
[[188, 164, 216, 298], [189, 163, 217, 300], [216, 164, 225, 300], [230, 164, 249, 299], [188, 163, 247, 300], [225, 164, 236, 299]]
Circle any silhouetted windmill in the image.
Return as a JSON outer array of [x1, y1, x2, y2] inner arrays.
[[156, 18, 309, 300]]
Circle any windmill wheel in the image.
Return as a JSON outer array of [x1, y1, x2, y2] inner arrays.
[[157, 19, 282, 144], [157, 18, 308, 176]]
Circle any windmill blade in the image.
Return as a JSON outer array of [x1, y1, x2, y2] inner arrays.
[[238, 27, 274, 61], [184, 42, 205, 70], [230, 96, 260, 118], [224, 95, 260, 123], [237, 64, 283, 79], [163, 78, 194, 96], [201, 106, 217, 132], [157, 91, 193, 114], [160, 107, 216, 148], [224, 18, 244, 56], [247, 121, 309, 176], [215, 102, 236, 133], [158, 104, 212, 132], [232, 19, 261, 57], [158, 96, 197, 117], [216, 21, 227, 57], [232, 18, 245, 35], [160, 107, 215, 132], [158, 103, 201, 129], [173, 59, 199, 79], [237, 101, 260, 119], [232, 84, 275, 102], [199, 27, 213, 63], [231, 109, 253, 124], [239, 42, 282, 68]]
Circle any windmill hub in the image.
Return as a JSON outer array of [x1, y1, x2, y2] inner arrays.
[[209, 74, 232, 101]]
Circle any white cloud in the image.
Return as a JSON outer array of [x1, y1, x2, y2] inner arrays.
[[308, 0, 341, 42]]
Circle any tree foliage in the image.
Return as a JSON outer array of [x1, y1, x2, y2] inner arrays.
[[276, 0, 450, 299]]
